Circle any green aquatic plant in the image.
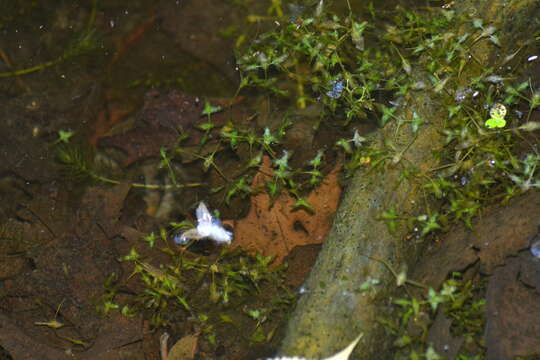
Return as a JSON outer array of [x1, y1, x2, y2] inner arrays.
[[356, 7, 540, 232], [51, 129, 75, 145], [101, 236, 292, 342], [201, 100, 223, 118], [236, 5, 402, 123], [0, 0, 100, 78], [221, 175, 254, 204], [56, 143, 202, 190], [381, 273, 486, 359]]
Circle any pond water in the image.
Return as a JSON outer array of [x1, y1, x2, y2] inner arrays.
[[2, 0, 540, 359]]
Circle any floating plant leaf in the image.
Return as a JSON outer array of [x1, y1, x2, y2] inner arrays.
[[485, 103, 507, 128]]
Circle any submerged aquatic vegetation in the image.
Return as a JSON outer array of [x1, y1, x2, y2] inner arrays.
[[236, 7, 395, 121], [32, 0, 537, 354], [382, 273, 486, 359], [0, 0, 100, 78], [55, 142, 202, 190], [100, 237, 292, 346]]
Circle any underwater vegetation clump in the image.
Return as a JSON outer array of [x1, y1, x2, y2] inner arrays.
[[236, 0, 540, 238], [382, 273, 486, 359], [0, 0, 100, 78], [99, 233, 292, 345], [236, 2, 403, 124], [54, 140, 202, 190]]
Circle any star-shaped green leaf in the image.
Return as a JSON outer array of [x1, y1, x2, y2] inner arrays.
[[201, 101, 222, 116], [54, 129, 74, 144]]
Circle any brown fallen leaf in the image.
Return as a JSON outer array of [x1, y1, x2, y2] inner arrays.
[[231, 156, 342, 265], [161, 332, 198, 360]]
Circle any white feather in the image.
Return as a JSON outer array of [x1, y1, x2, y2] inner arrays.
[[196, 202, 214, 226], [195, 202, 233, 244]]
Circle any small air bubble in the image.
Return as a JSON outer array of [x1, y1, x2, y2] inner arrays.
[[173, 233, 188, 244], [454, 88, 471, 102]]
